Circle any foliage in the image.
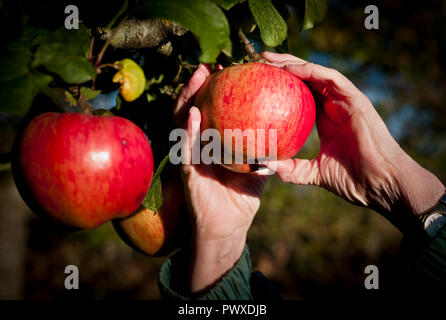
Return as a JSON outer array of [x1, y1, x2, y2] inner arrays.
[[248, 0, 288, 47], [134, 0, 231, 63], [2, 0, 443, 299], [0, 0, 329, 211], [142, 154, 170, 211]]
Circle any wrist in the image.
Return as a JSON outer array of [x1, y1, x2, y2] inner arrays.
[[367, 152, 444, 232], [393, 155, 445, 216], [188, 229, 248, 293]]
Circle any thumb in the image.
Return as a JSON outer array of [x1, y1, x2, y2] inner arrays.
[[173, 64, 211, 126], [261, 158, 319, 186], [182, 106, 201, 168]]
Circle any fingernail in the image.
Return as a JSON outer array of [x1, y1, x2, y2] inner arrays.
[[254, 166, 275, 176]]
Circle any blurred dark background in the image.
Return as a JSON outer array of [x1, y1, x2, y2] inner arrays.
[[1, 0, 445, 299]]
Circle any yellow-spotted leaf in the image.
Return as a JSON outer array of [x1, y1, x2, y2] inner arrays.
[[112, 59, 146, 102]]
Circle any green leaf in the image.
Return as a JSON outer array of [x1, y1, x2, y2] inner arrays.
[[222, 37, 233, 57], [146, 92, 158, 103], [8, 27, 50, 51], [134, 0, 230, 63], [32, 26, 95, 83], [80, 87, 101, 100], [116, 95, 122, 110], [40, 87, 77, 110], [248, 0, 287, 47], [32, 26, 91, 67], [106, 0, 129, 29], [44, 57, 96, 84], [302, 0, 328, 31], [142, 154, 170, 212], [65, 91, 77, 106], [0, 50, 32, 82], [93, 109, 114, 116], [146, 74, 164, 89], [0, 71, 52, 116], [213, 0, 242, 10]]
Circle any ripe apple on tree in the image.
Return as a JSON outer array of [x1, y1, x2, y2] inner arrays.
[[194, 62, 316, 172], [13, 112, 154, 229], [113, 164, 189, 257]]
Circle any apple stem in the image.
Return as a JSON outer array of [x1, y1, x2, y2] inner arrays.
[[237, 27, 267, 63]]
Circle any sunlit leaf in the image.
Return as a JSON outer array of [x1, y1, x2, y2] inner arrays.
[[146, 92, 158, 103], [248, 0, 287, 47], [143, 154, 170, 212], [116, 95, 122, 110], [80, 87, 101, 100], [302, 0, 328, 31]]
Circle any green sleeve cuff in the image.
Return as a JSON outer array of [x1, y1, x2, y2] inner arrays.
[[157, 245, 254, 300], [400, 224, 446, 288]]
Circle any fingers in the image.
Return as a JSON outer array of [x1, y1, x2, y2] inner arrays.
[[173, 64, 212, 125], [261, 51, 307, 66], [284, 64, 359, 99], [254, 166, 276, 176], [262, 52, 339, 86], [262, 158, 319, 186], [262, 52, 359, 100]]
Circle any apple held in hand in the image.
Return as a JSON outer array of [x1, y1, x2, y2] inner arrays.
[[113, 165, 188, 256], [194, 62, 316, 172], [15, 112, 154, 229]]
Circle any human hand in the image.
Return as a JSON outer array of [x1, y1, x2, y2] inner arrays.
[[261, 52, 445, 228], [174, 65, 267, 293]]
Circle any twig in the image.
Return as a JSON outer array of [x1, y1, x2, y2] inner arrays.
[[77, 94, 94, 115], [88, 36, 95, 62], [95, 14, 129, 67], [96, 63, 120, 74], [237, 27, 267, 63], [98, 19, 187, 50]]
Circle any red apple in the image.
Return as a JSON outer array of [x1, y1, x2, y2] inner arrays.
[[113, 164, 188, 256], [15, 112, 154, 229], [194, 62, 316, 172]]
